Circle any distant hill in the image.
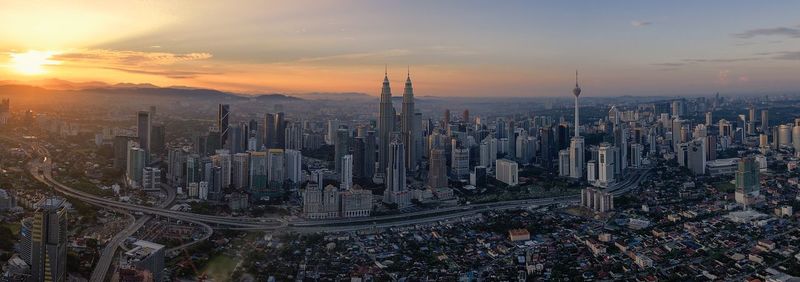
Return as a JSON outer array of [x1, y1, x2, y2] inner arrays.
[[0, 81, 303, 102]]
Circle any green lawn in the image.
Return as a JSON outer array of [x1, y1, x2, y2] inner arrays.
[[202, 255, 240, 282]]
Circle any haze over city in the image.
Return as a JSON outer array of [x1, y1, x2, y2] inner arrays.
[[2, 0, 800, 97]]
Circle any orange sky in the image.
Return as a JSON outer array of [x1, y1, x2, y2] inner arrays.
[[1, 1, 798, 97]]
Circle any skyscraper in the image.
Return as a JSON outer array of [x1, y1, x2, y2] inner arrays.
[[218, 104, 230, 149], [335, 128, 350, 175], [384, 136, 409, 207], [363, 130, 376, 179], [735, 156, 760, 206], [401, 69, 419, 171], [569, 71, 585, 179], [137, 111, 151, 154], [248, 151, 268, 200], [427, 149, 448, 189], [760, 109, 768, 132], [30, 197, 67, 282], [341, 154, 353, 190], [378, 69, 395, 177], [285, 149, 302, 184]]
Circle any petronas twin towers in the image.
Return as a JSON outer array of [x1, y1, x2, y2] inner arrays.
[[378, 68, 420, 180]]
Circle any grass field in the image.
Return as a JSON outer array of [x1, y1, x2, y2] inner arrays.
[[202, 255, 240, 282]]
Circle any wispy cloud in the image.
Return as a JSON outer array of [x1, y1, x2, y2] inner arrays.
[[54, 49, 212, 66], [733, 25, 800, 39], [50, 49, 215, 79], [630, 20, 652, 28], [293, 49, 411, 64]]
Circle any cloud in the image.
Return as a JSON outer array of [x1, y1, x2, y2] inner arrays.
[[682, 58, 758, 63], [100, 67, 218, 79], [293, 49, 411, 64], [770, 51, 800, 60], [733, 26, 800, 39], [631, 20, 652, 28], [53, 49, 212, 66]]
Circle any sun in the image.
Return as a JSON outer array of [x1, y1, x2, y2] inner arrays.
[[9, 50, 61, 75]]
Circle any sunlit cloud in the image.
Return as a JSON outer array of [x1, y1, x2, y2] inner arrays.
[[54, 49, 212, 66], [8, 50, 62, 75]]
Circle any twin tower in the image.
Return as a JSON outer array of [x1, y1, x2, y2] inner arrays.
[[378, 68, 421, 179]]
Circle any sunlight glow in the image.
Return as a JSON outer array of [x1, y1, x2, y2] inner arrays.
[[10, 50, 61, 75]]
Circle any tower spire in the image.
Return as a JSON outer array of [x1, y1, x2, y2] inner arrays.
[[575, 70, 579, 87]]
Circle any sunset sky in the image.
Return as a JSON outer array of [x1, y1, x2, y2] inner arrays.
[[1, 0, 799, 97]]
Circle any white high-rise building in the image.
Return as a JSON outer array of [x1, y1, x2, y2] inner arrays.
[[779, 124, 792, 147], [793, 119, 800, 155], [569, 71, 585, 179], [597, 143, 616, 187], [341, 154, 353, 190], [284, 149, 302, 184], [495, 159, 519, 186], [586, 160, 597, 184], [480, 136, 497, 168], [141, 167, 161, 191]]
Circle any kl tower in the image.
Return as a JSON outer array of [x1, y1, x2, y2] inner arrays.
[[569, 71, 585, 179]]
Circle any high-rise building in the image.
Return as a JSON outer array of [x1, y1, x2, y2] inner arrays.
[[113, 136, 135, 170], [597, 143, 616, 187], [341, 154, 353, 190], [141, 167, 161, 191], [150, 123, 166, 155], [137, 111, 151, 154], [232, 153, 250, 190], [760, 109, 769, 132], [285, 149, 302, 184], [495, 159, 519, 186], [211, 150, 232, 189], [248, 151, 268, 200], [383, 136, 410, 207], [569, 71, 585, 179], [285, 123, 303, 150], [30, 197, 67, 282], [120, 240, 165, 282], [793, 119, 800, 154], [451, 147, 470, 180], [705, 112, 713, 126], [127, 146, 146, 188], [326, 119, 341, 145], [335, 128, 350, 175], [267, 149, 285, 191], [427, 149, 448, 189], [363, 131, 376, 179], [479, 136, 497, 168], [778, 124, 792, 147], [378, 70, 395, 176], [352, 137, 366, 178], [735, 156, 760, 206], [558, 149, 571, 177], [218, 104, 230, 149], [401, 70, 419, 171]]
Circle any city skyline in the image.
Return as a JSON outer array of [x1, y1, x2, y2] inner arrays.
[[1, 1, 799, 97]]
